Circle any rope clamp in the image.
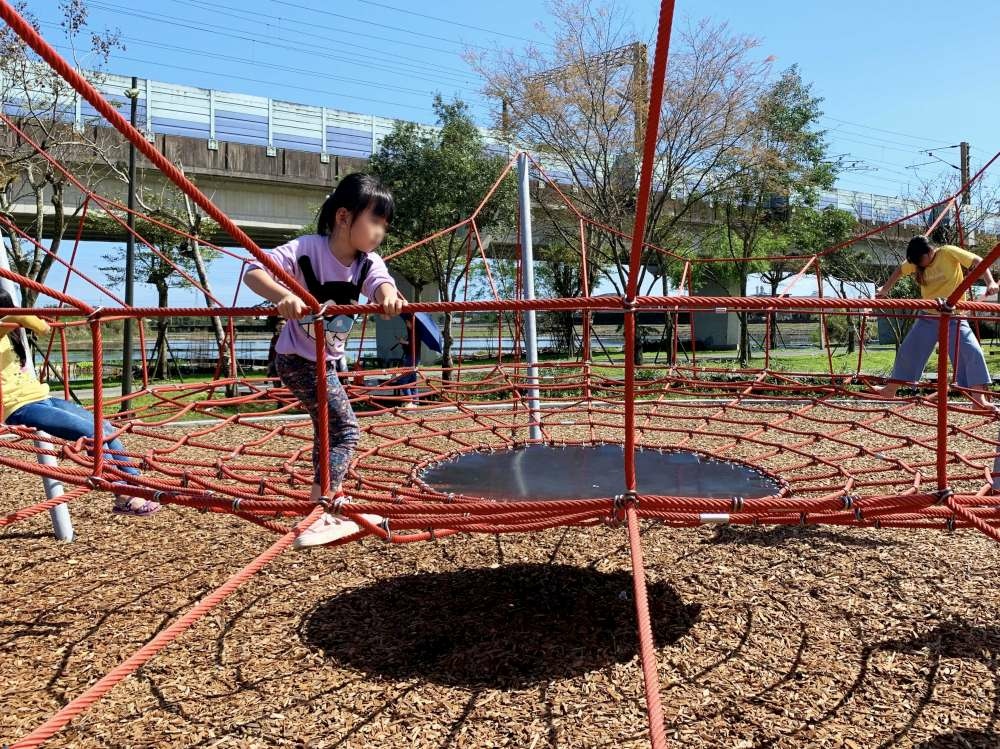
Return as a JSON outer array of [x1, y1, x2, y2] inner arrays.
[[300, 302, 331, 324], [935, 487, 955, 505]]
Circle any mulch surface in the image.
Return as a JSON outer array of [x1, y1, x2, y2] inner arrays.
[[2, 399, 1000, 748]]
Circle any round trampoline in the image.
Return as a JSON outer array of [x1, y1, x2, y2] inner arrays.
[[418, 444, 785, 501]]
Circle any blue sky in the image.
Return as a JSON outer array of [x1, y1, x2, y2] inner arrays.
[[16, 0, 1000, 305]]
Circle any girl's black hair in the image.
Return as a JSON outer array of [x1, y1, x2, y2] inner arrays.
[[906, 236, 934, 287], [0, 288, 28, 368], [316, 173, 394, 237]]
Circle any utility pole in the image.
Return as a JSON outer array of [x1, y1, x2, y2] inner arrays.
[[122, 78, 139, 412], [630, 42, 649, 159], [960, 141, 971, 204]]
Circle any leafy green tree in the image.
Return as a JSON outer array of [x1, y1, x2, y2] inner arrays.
[[98, 189, 218, 379], [702, 66, 838, 365], [371, 96, 516, 378], [0, 0, 124, 306]]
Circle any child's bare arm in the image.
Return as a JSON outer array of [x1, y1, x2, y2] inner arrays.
[[244, 269, 308, 319], [373, 283, 405, 318], [875, 267, 903, 298], [0, 315, 49, 335]]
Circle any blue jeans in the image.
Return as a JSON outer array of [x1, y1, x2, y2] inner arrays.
[[890, 315, 992, 388], [6, 397, 140, 475]]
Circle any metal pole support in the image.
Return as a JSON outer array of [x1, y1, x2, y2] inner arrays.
[[517, 152, 542, 441], [36, 436, 73, 541]]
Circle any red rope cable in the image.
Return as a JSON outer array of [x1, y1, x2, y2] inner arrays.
[[626, 504, 668, 749], [9, 506, 323, 748]]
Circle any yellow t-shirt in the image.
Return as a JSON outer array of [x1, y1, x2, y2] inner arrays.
[[900, 244, 980, 299], [0, 331, 49, 420]]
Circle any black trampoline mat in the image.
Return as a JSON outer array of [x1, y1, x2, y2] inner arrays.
[[419, 445, 782, 501]]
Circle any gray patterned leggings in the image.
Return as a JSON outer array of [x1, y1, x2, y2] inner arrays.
[[276, 353, 359, 488]]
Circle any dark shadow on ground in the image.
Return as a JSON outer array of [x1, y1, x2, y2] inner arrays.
[[912, 730, 1000, 748], [300, 563, 699, 688], [881, 619, 1000, 663]]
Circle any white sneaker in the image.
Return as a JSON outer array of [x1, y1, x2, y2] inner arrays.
[[293, 512, 382, 549]]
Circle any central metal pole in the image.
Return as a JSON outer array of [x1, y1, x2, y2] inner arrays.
[[517, 152, 541, 440]]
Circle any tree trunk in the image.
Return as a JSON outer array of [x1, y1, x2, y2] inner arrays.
[[738, 274, 751, 367], [441, 311, 454, 382], [633, 326, 644, 366], [767, 277, 782, 351], [661, 313, 674, 365], [561, 312, 575, 356], [838, 282, 856, 355], [152, 282, 169, 379], [22, 184, 45, 307], [187, 237, 233, 394]]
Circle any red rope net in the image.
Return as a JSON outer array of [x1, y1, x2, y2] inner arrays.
[[4, 0, 1000, 746]]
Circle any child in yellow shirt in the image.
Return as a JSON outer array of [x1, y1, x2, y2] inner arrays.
[[875, 236, 998, 411], [0, 290, 158, 515]]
